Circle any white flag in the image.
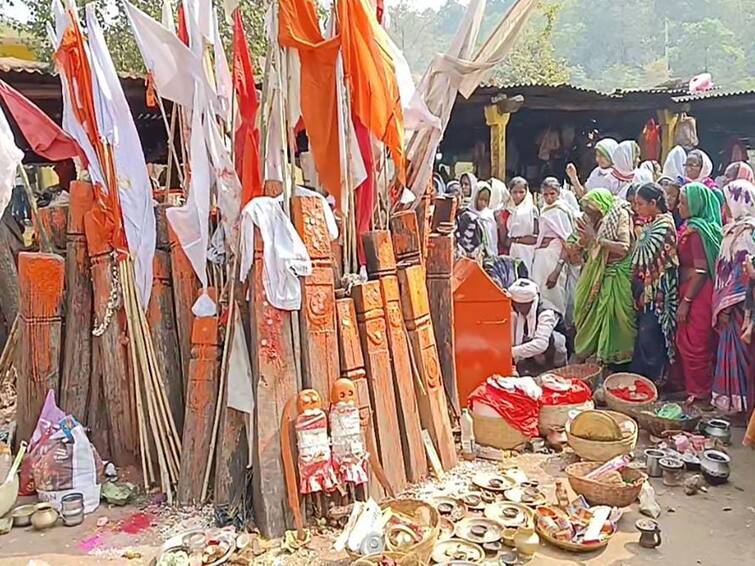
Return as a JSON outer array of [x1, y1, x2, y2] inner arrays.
[[161, 0, 175, 33], [124, 0, 204, 108], [0, 106, 22, 219], [86, 5, 156, 308]]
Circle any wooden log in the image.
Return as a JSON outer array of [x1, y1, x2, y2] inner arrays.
[[147, 249, 184, 433], [168, 219, 199, 395], [177, 303, 220, 504], [335, 296, 381, 497], [363, 231, 428, 482], [15, 252, 64, 443], [37, 205, 68, 254], [85, 213, 137, 466], [87, 350, 111, 461], [415, 190, 431, 262], [291, 196, 339, 407], [250, 228, 296, 538], [390, 211, 423, 268], [426, 233, 459, 415], [60, 181, 93, 421], [352, 281, 407, 491], [430, 196, 458, 235], [397, 264, 457, 470], [0, 222, 19, 341]]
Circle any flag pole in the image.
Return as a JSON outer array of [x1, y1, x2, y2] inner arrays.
[[17, 165, 52, 253], [156, 96, 185, 188]]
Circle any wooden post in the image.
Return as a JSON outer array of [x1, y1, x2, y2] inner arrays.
[[415, 189, 431, 262], [168, 217, 199, 394], [426, 233, 459, 415], [291, 196, 340, 406], [397, 264, 457, 470], [657, 108, 682, 163], [177, 298, 220, 504], [37, 205, 68, 254], [147, 250, 184, 433], [363, 231, 428, 482], [336, 296, 381, 496], [16, 252, 65, 443], [60, 181, 93, 421], [250, 228, 296, 538], [0, 223, 19, 340], [85, 213, 137, 466], [352, 281, 407, 492], [484, 104, 511, 180], [390, 211, 423, 268]]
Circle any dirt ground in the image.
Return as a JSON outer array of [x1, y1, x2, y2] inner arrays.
[[1, 429, 754, 566]]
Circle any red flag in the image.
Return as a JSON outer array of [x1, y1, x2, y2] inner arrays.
[[177, 3, 189, 46], [232, 9, 261, 205], [0, 79, 85, 164]]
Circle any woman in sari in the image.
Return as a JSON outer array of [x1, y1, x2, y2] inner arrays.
[[573, 189, 637, 365], [613, 140, 641, 200], [455, 179, 498, 258], [723, 161, 755, 185], [459, 172, 477, 210], [630, 183, 679, 382], [712, 180, 755, 414], [566, 138, 620, 198], [532, 178, 574, 317], [685, 149, 717, 189], [503, 177, 538, 274], [677, 183, 723, 406]]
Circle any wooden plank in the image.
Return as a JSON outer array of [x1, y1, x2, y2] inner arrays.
[[147, 249, 184, 433], [426, 233, 459, 415], [291, 196, 339, 406], [15, 252, 65, 444], [430, 196, 458, 235], [84, 214, 137, 466], [250, 228, 296, 538], [363, 231, 428, 483], [398, 264, 457, 471], [0, 223, 19, 339], [415, 190, 432, 262], [352, 281, 407, 492], [390, 211, 423, 268], [37, 204, 68, 253], [87, 348, 111, 461], [177, 306, 220, 504], [335, 296, 382, 498], [168, 218, 199, 395], [60, 181, 93, 422]]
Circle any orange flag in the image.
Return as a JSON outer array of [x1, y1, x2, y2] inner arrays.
[[337, 0, 405, 185], [278, 0, 342, 204]]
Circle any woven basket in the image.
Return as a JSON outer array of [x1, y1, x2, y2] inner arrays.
[[603, 373, 658, 415], [472, 413, 529, 450], [382, 499, 440, 564], [633, 403, 702, 437], [536, 522, 612, 553], [566, 410, 638, 462], [565, 461, 647, 507], [353, 552, 426, 565], [545, 363, 603, 391], [538, 400, 595, 436]]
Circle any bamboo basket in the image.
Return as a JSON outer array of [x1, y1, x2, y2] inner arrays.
[[472, 413, 529, 450], [353, 552, 426, 565], [538, 400, 594, 436], [565, 461, 647, 507], [382, 499, 440, 564], [603, 373, 658, 415], [633, 402, 702, 437], [566, 410, 638, 462], [536, 521, 613, 553], [544, 363, 603, 391]]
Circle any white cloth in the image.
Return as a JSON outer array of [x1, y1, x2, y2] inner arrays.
[[490, 375, 542, 401], [467, 179, 498, 256], [512, 307, 566, 364], [205, 113, 242, 250], [532, 202, 573, 315], [211, 7, 233, 123], [489, 177, 511, 211], [506, 186, 538, 272], [663, 145, 687, 182], [560, 186, 581, 216], [0, 106, 22, 220], [613, 140, 639, 179], [227, 308, 254, 465], [239, 197, 313, 311], [594, 138, 618, 164], [276, 186, 339, 241], [585, 138, 620, 192], [161, 0, 175, 32], [688, 149, 714, 183], [86, 6, 156, 308]]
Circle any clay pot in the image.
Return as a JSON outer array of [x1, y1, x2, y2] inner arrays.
[[31, 503, 59, 530], [513, 525, 539, 556]]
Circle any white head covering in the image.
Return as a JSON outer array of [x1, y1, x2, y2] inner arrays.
[[467, 180, 498, 256], [662, 145, 687, 183], [612, 140, 640, 180], [509, 278, 540, 346], [489, 177, 510, 211], [724, 180, 755, 221], [633, 165, 654, 186], [506, 179, 537, 237], [687, 149, 713, 182], [459, 172, 478, 209], [594, 138, 619, 165]]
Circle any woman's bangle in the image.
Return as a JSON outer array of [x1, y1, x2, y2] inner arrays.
[[683, 296, 693, 303]]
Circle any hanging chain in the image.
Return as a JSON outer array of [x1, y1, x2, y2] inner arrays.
[[92, 251, 121, 337]]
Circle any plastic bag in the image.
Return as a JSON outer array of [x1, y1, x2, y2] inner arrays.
[[639, 482, 661, 519]]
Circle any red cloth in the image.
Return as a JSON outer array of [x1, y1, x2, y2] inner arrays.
[[676, 230, 717, 399], [232, 9, 262, 206], [468, 381, 540, 438], [177, 3, 189, 46], [354, 117, 374, 266], [607, 379, 655, 402], [0, 79, 85, 164], [641, 118, 661, 162], [541, 378, 592, 406]]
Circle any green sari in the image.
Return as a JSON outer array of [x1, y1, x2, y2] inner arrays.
[[574, 190, 637, 364]]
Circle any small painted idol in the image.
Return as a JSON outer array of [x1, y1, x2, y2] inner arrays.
[[295, 389, 338, 494], [329, 378, 368, 486]]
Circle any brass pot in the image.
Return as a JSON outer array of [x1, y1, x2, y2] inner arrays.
[[31, 503, 59, 530]]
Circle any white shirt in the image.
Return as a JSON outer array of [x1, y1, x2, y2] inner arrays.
[[512, 308, 559, 362]]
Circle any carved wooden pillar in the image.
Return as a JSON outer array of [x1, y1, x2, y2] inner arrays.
[[168, 218, 199, 394], [250, 228, 296, 538], [484, 104, 511, 181], [60, 181, 93, 422], [37, 205, 68, 254], [352, 282, 407, 491], [177, 301, 220, 504], [291, 196, 339, 406], [85, 214, 137, 466], [16, 252, 65, 444], [390, 211, 423, 268], [363, 231, 428, 482]]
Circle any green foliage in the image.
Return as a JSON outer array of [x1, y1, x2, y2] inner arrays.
[[0, 0, 267, 75]]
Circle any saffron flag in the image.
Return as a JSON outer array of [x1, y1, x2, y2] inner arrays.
[[232, 9, 261, 205], [0, 80, 85, 164], [0, 105, 23, 219]]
